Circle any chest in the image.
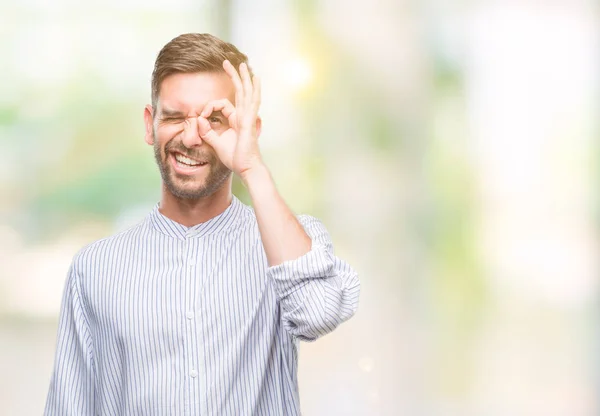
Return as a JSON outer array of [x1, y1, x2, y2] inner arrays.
[[83, 235, 273, 344]]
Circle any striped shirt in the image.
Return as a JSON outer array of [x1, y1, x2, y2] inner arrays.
[[44, 196, 360, 415]]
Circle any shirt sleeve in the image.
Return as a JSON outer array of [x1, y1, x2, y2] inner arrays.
[[266, 215, 360, 341], [44, 260, 96, 415]]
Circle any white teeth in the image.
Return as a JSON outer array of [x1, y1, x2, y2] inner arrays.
[[174, 154, 203, 166]]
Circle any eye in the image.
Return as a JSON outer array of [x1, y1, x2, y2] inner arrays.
[[208, 116, 222, 124]]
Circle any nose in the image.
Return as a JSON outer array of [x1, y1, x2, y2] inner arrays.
[[180, 117, 203, 148]]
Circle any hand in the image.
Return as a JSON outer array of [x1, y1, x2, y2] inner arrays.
[[197, 60, 263, 179]]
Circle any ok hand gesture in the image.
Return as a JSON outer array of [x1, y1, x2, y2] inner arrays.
[[197, 60, 262, 179]]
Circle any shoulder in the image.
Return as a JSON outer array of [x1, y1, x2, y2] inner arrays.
[[71, 218, 150, 270], [236, 201, 324, 229], [235, 196, 326, 229], [240, 201, 331, 244]]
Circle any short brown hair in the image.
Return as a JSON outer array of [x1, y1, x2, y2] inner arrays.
[[151, 33, 251, 108]]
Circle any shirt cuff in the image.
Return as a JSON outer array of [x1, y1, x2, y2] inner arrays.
[[266, 241, 335, 300]]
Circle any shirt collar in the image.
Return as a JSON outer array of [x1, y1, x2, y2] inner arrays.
[[148, 195, 246, 240]]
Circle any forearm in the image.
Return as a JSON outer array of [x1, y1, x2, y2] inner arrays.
[[242, 163, 311, 267], [242, 164, 360, 341]]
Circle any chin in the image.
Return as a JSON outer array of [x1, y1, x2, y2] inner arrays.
[[171, 183, 209, 198], [160, 161, 230, 200]]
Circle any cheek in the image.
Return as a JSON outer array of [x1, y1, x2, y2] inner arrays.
[[161, 123, 184, 135], [155, 125, 183, 147]]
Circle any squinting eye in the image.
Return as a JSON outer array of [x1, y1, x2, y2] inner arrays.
[[208, 117, 221, 124]]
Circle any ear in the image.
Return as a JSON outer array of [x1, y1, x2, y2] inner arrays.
[[144, 104, 155, 145], [255, 115, 262, 139]]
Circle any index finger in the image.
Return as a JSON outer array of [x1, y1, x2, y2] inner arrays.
[[200, 99, 236, 118], [223, 60, 244, 103]]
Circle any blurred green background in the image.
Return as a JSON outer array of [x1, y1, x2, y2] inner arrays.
[[0, 0, 598, 415]]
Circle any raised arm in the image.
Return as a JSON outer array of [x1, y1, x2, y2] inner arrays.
[[198, 60, 360, 340]]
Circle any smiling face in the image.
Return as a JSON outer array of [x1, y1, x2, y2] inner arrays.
[[144, 71, 235, 200]]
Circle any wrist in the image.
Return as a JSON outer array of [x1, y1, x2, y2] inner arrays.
[[240, 162, 271, 188]]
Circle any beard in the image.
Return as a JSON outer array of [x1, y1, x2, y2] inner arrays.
[[153, 133, 231, 200]]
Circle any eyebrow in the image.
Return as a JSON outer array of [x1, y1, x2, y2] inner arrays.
[[159, 108, 226, 120], [160, 109, 186, 118]]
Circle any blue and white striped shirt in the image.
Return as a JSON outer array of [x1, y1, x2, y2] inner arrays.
[[45, 196, 360, 415]]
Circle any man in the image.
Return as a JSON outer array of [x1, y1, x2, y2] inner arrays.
[[45, 33, 360, 415]]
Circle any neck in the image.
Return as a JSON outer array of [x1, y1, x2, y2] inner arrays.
[[158, 180, 233, 227]]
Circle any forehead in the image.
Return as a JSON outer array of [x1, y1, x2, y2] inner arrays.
[[157, 71, 235, 113]]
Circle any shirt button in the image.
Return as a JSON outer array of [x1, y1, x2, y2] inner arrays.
[[186, 311, 194, 320], [190, 369, 198, 378]]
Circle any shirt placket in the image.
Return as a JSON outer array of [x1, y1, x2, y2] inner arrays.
[[183, 231, 207, 415], [183, 230, 200, 414]]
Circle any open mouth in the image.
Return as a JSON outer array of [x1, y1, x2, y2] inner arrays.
[[170, 152, 208, 174], [174, 152, 207, 167]]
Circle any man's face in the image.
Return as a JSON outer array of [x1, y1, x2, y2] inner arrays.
[[145, 71, 235, 200]]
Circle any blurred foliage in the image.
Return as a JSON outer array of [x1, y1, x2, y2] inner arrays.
[[0, 105, 19, 125], [290, 1, 488, 399], [1, 1, 597, 414]]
